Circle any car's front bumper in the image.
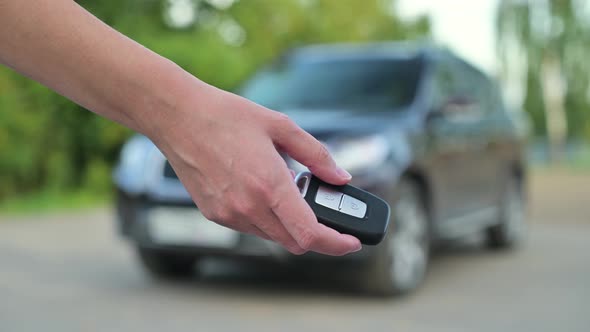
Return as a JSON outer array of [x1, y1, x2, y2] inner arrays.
[[116, 191, 380, 264], [114, 152, 399, 264]]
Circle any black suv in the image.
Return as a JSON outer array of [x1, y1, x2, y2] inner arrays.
[[114, 42, 529, 295]]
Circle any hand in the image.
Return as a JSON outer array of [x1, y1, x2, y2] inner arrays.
[[150, 82, 362, 256], [0, 0, 361, 255]]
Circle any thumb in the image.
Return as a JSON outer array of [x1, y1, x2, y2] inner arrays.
[[269, 113, 351, 185]]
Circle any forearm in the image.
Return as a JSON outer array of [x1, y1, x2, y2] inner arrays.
[[0, 0, 196, 136]]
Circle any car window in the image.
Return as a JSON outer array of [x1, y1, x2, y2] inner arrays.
[[462, 67, 495, 115], [432, 59, 460, 109], [433, 59, 495, 115], [240, 57, 423, 111], [485, 81, 505, 114]]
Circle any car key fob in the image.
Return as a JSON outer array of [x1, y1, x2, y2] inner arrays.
[[294, 172, 391, 245]]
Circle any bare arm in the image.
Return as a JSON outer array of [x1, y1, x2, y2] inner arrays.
[[0, 0, 361, 255]]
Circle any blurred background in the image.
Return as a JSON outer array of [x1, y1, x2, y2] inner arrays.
[[0, 0, 589, 331]]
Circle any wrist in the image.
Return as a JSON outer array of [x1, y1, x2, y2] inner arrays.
[[124, 57, 208, 145]]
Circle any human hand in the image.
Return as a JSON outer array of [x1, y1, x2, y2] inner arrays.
[[149, 82, 362, 256], [0, 0, 361, 255]]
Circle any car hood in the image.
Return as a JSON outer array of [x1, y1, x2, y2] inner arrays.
[[114, 107, 413, 197], [280, 109, 406, 137]]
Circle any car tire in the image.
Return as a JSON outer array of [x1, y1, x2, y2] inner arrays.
[[486, 176, 527, 249], [136, 247, 199, 279], [360, 178, 430, 296]]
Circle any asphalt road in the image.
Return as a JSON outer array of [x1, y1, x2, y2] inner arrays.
[[0, 170, 589, 332]]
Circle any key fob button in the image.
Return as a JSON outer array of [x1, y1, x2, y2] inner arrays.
[[315, 185, 343, 211], [340, 194, 367, 219]]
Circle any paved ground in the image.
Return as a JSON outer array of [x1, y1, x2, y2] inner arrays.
[[0, 170, 589, 332]]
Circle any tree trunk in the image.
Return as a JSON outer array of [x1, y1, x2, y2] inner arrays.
[[540, 53, 568, 163]]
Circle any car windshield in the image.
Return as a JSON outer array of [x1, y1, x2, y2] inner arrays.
[[240, 56, 423, 110]]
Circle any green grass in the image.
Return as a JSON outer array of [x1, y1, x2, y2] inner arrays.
[[532, 154, 590, 174], [572, 149, 590, 169], [0, 189, 111, 216]]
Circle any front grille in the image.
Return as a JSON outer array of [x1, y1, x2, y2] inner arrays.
[[163, 161, 179, 179]]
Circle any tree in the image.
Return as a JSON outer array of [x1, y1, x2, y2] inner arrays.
[[497, 0, 590, 162]]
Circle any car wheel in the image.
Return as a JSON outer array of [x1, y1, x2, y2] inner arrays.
[[136, 247, 199, 279], [361, 179, 430, 296], [486, 176, 527, 249]]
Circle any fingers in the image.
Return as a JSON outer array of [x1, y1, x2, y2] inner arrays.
[[270, 177, 362, 256], [250, 206, 307, 255], [268, 113, 351, 185], [243, 225, 272, 241], [201, 194, 306, 254]]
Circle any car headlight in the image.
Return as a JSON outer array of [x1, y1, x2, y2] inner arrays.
[[327, 135, 390, 175], [118, 136, 151, 171], [284, 135, 391, 175], [114, 135, 161, 193]]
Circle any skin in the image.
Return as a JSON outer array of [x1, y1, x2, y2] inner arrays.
[[0, 0, 362, 255]]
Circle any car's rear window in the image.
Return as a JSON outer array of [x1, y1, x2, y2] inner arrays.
[[240, 56, 423, 111]]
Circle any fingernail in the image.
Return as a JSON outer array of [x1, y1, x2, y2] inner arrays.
[[337, 167, 352, 180], [352, 245, 363, 253]]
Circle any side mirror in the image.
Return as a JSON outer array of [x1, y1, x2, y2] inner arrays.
[[427, 96, 476, 122], [441, 96, 476, 114]]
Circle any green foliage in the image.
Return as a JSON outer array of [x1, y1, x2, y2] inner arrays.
[[0, 67, 131, 200], [0, 188, 111, 216], [0, 0, 429, 204], [497, 0, 590, 141]]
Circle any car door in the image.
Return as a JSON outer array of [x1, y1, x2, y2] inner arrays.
[[426, 59, 491, 228], [463, 73, 505, 211]]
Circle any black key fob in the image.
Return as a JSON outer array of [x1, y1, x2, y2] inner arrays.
[[294, 172, 391, 245]]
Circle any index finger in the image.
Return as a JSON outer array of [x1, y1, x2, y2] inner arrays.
[[268, 113, 351, 185], [270, 175, 362, 256]]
